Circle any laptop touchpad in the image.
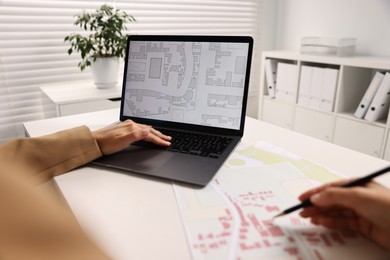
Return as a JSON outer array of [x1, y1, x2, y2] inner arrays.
[[96, 145, 174, 173]]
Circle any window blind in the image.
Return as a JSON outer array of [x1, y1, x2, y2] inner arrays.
[[0, 0, 261, 142]]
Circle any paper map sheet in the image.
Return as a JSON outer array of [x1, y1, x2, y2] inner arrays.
[[173, 141, 388, 259]]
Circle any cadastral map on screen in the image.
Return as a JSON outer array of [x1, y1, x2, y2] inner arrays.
[[123, 40, 249, 130], [174, 141, 388, 259]]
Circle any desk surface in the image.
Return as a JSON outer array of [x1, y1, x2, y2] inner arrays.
[[24, 109, 390, 259]]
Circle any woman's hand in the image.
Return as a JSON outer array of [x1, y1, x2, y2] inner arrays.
[[92, 120, 171, 155], [299, 179, 390, 250]]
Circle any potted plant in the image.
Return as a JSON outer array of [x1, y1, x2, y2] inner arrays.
[[64, 4, 135, 88]]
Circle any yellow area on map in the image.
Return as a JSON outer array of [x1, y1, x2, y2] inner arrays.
[[228, 158, 246, 167], [228, 144, 342, 184]]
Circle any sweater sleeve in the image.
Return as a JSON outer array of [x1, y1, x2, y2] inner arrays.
[[0, 127, 110, 259], [0, 126, 102, 185]]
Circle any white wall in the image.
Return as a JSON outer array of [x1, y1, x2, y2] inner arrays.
[[274, 0, 390, 57]]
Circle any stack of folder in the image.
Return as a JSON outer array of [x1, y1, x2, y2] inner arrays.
[[275, 62, 299, 103], [264, 59, 299, 103], [354, 72, 390, 122], [264, 59, 277, 98], [297, 65, 339, 112]]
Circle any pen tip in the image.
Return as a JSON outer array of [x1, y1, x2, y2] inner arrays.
[[272, 212, 285, 219]]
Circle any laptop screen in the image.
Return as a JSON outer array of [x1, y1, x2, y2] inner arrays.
[[121, 35, 253, 131]]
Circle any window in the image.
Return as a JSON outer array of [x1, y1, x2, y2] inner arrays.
[[0, 0, 261, 142]]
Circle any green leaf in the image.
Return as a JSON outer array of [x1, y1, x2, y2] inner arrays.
[[65, 3, 136, 69]]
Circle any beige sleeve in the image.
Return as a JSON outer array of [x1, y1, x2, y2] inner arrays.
[[0, 126, 102, 185], [0, 126, 110, 259]]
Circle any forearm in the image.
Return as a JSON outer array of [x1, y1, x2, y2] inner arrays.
[[0, 126, 110, 259], [0, 126, 102, 184], [0, 171, 110, 260]]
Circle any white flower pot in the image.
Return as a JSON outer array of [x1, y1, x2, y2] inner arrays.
[[90, 57, 119, 89]]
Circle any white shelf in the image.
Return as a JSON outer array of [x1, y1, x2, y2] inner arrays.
[[258, 51, 390, 159], [40, 81, 122, 117], [263, 51, 390, 69]]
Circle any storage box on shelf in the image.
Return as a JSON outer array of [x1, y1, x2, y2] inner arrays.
[[258, 51, 390, 159]]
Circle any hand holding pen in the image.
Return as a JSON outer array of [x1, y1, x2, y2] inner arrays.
[[273, 166, 390, 250], [273, 165, 390, 218]]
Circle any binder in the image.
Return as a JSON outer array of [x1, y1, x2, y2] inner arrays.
[[275, 62, 298, 103], [320, 68, 339, 112], [298, 65, 313, 107], [354, 71, 385, 119], [364, 72, 390, 122], [308, 67, 325, 110], [265, 59, 277, 98]]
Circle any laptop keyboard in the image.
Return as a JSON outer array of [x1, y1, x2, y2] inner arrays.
[[134, 128, 234, 159]]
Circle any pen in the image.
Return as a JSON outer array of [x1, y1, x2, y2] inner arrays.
[[273, 165, 390, 219]]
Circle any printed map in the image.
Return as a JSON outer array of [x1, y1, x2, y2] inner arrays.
[[174, 141, 388, 259]]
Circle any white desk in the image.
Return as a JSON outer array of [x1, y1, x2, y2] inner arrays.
[[23, 109, 390, 259]]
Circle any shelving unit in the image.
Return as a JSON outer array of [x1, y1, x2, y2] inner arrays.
[[258, 51, 390, 159], [40, 81, 121, 117]]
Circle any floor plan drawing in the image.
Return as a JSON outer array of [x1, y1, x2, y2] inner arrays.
[[123, 40, 249, 130]]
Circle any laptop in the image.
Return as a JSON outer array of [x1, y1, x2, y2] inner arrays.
[[93, 35, 253, 186]]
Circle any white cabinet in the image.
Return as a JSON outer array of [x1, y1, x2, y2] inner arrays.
[[294, 107, 334, 142], [333, 117, 384, 158], [383, 131, 390, 161], [258, 51, 390, 159], [40, 81, 121, 117], [262, 98, 294, 129]]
